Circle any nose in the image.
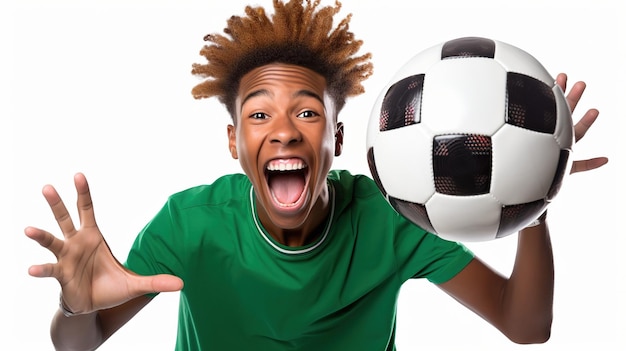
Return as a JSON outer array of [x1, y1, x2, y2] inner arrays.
[[270, 115, 302, 146]]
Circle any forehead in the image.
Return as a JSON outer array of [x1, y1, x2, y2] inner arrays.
[[237, 63, 328, 101]]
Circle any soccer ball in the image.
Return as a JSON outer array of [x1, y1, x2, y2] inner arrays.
[[366, 37, 574, 242]]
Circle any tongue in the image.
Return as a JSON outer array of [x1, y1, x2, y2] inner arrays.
[[269, 172, 305, 204]]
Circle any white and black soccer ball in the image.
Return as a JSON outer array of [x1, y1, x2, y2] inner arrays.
[[366, 37, 574, 242]]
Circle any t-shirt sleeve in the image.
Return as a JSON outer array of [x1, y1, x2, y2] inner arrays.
[[393, 215, 474, 285], [124, 198, 186, 281], [344, 172, 475, 286]]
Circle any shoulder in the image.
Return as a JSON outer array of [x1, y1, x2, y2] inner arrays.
[[327, 169, 402, 231], [327, 169, 400, 221], [127, 174, 253, 269], [328, 169, 381, 200], [328, 169, 394, 218], [166, 173, 251, 210]]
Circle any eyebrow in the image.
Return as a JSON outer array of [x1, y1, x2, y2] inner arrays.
[[241, 89, 270, 106], [241, 89, 324, 107], [293, 89, 324, 104]]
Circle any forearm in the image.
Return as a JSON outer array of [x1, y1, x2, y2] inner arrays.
[[501, 220, 554, 343], [50, 309, 104, 351]]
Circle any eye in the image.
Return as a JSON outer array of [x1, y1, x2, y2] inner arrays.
[[297, 110, 320, 118], [249, 112, 268, 120]]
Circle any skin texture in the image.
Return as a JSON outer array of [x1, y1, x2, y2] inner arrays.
[[227, 64, 343, 246], [25, 66, 607, 349]]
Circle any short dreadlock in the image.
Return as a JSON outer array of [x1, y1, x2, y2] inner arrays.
[[191, 0, 373, 118]]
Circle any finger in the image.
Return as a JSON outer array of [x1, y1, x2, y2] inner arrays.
[[570, 157, 609, 174], [25, 226, 65, 258], [27, 263, 61, 279], [556, 73, 567, 92], [574, 108, 600, 143], [42, 184, 77, 237], [565, 80, 586, 113], [74, 173, 97, 228]]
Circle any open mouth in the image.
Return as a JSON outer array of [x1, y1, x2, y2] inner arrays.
[[265, 158, 309, 208]]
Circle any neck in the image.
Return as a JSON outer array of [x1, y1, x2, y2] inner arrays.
[[257, 184, 332, 247], [274, 225, 325, 247]]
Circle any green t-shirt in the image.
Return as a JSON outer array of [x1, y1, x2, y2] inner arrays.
[[125, 170, 474, 350]]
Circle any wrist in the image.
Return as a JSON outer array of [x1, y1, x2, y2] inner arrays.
[[59, 294, 80, 317]]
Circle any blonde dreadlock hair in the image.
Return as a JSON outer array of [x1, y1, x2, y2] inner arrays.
[[191, 0, 373, 118]]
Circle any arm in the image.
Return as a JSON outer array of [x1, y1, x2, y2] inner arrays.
[[438, 73, 608, 343], [438, 221, 554, 343], [50, 295, 152, 351], [26, 173, 183, 351]]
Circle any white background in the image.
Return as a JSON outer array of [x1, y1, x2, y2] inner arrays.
[[4, 0, 624, 350]]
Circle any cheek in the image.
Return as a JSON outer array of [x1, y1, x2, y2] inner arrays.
[[235, 128, 261, 167], [233, 130, 247, 161], [316, 129, 337, 166]]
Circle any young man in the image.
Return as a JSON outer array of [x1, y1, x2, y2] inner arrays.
[[26, 1, 608, 350]]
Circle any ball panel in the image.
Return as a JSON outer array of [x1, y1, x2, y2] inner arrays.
[[494, 40, 553, 85], [366, 89, 387, 150], [388, 197, 436, 234], [373, 124, 436, 204], [389, 43, 443, 83], [421, 58, 507, 136], [491, 125, 561, 204], [426, 194, 502, 241], [552, 85, 575, 149], [497, 199, 548, 238], [441, 37, 495, 59], [506, 72, 557, 134], [366, 44, 441, 150], [366, 147, 387, 197], [546, 149, 571, 201], [379, 74, 425, 131], [433, 134, 492, 196]]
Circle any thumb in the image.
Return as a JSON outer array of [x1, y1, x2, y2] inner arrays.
[[133, 274, 184, 295], [152, 274, 184, 292]]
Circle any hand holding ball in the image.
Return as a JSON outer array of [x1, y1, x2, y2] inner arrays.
[[366, 37, 574, 242]]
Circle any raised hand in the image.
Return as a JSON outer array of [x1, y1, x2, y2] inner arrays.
[[25, 173, 183, 315], [556, 73, 609, 174]]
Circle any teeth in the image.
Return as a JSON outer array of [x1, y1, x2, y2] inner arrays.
[[266, 160, 307, 172]]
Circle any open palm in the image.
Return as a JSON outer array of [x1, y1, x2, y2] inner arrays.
[[26, 173, 183, 315]]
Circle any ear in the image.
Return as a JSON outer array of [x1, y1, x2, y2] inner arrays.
[[227, 124, 238, 159], [334, 122, 344, 157]]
